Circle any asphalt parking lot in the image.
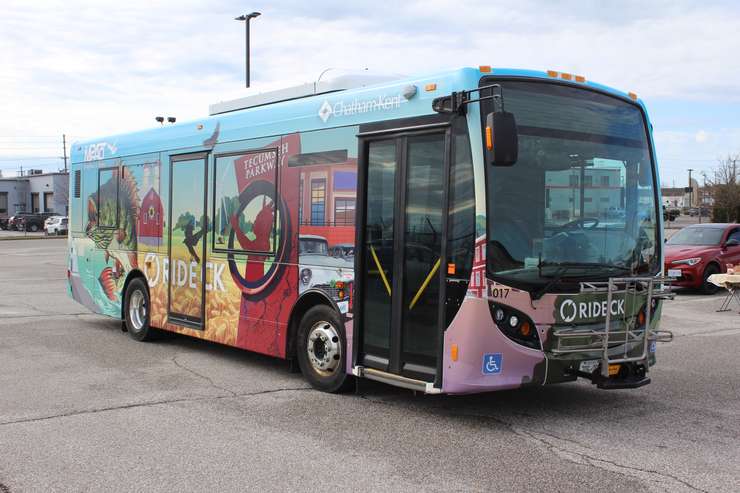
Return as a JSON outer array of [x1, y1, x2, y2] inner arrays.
[[1, 239, 738, 492]]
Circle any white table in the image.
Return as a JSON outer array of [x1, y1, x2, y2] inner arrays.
[[708, 273, 740, 312]]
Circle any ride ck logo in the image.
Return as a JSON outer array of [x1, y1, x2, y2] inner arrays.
[[556, 296, 626, 324]]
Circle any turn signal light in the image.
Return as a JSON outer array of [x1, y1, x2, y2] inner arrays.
[[560, 72, 573, 81], [425, 83, 437, 91], [479, 65, 492, 73], [547, 70, 558, 77], [520, 321, 532, 337], [575, 75, 586, 83], [451, 344, 459, 361], [628, 92, 638, 100], [485, 126, 493, 150]]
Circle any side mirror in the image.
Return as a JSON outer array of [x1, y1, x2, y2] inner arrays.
[[725, 238, 740, 248], [485, 111, 518, 166]]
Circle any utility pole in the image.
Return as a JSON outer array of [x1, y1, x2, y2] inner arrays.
[[687, 168, 694, 211], [700, 173, 707, 224], [62, 134, 68, 172], [235, 12, 261, 88]]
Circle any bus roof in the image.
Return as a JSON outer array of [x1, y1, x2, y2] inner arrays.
[[71, 67, 644, 164]]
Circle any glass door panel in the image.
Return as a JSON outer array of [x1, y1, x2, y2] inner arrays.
[[168, 155, 207, 326], [361, 140, 397, 363], [401, 134, 446, 373]]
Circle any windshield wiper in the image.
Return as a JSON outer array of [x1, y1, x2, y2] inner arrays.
[[531, 261, 630, 300]]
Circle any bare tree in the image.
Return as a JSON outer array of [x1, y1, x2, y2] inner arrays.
[[708, 154, 740, 222]]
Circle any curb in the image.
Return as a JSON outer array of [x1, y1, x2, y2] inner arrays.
[[0, 235, 67, 241]]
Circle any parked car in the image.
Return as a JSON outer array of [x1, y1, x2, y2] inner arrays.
[[16, 212, 59, 232], [664, 223, 740, 294], [8, 213, 37, 231], [662, 206, 680, 222], [45, 216, 68, 235]]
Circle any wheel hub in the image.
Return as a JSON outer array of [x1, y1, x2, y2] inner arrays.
[[306, 321, 341, 375], [128, 290, 147, 331]]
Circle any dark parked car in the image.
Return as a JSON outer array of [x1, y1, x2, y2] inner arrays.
[[14, 212, 60, 232], [665, 223, 740, 294], [7, 213, 34, 230]]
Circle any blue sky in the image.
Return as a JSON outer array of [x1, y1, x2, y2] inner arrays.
[[0, 0, 738, 186]]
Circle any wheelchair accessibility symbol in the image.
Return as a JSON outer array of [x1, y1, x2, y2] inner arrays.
[[482, 353, 503, 375]]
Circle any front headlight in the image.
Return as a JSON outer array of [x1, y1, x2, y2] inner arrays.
[[671, 257, 702, 266]]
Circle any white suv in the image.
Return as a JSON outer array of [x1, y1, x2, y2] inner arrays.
[[45, 216, 68, 236]]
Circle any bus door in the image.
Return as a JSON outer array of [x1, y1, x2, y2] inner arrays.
[[356, 124, 450, 385], [167, 152, 209, 328]]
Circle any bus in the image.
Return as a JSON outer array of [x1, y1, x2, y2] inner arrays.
[[68, 66, 673, 394]]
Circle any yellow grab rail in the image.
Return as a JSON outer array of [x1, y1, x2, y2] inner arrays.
[[409, 258, 441, 310], [369, 245, 392, 296]]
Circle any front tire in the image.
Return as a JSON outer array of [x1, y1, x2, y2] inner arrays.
[[700, 264, 720, 295], [296, 305, 354, 393], [124, 278, 157, 341]]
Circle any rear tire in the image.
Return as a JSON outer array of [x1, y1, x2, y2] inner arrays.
[[124, 277, 158, 341], [29, 223, 39, 232], [296, 305, 354, 393], [700, 264, 720, 295]]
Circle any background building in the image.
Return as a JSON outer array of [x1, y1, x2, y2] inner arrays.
[[0, 170, 69, 219]]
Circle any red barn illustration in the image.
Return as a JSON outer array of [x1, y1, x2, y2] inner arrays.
[[139, 187, 163, 246]]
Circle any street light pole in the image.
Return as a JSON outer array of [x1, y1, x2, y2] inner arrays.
[[687, 168, 693, 211], [235, 12, 261, 88]]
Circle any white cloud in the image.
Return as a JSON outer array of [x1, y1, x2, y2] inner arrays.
[[653, 128, 740, 186], [695, 130, 710, 143], [0, 0, 738, 179]]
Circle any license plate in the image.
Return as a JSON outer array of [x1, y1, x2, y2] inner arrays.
[[608, 364, 621, 376], [667, 269, 682, 278], [579, 360, 599, 374]]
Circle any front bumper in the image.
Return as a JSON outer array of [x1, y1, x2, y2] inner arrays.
[[665, 263, 703, 288]]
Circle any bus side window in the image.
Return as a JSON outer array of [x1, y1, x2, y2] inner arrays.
[[213, 148, 279, 254], [445, 121, 475, 325], [287, 126, 358, 255], [96, 167, 119, 229]]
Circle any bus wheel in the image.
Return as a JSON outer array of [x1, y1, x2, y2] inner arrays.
[[124, 278, 156, 341], [296, 305, 354, 393]]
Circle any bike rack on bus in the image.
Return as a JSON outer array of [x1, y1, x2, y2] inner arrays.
[[552, 276, 675, 381]]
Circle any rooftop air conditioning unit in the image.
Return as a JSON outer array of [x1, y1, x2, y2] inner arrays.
[[209, 69, 403, 116]]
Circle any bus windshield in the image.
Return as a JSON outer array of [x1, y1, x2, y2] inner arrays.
[[484, 81, 660, 291]]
